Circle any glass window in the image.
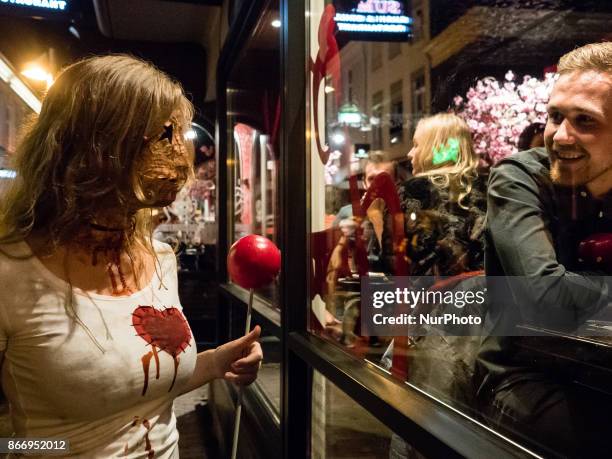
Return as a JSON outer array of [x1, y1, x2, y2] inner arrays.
[[412, 0, 425, 41], [410, 70, 425, 137], [311, 371, 426, 459], [224, 0, 281, 415], [371, 43, 382, 71], [307, 0, 612, 456], [389, 80, 403, 145], [252, 316, 281, 414], [227, 0, 281, 306], [371, 91, 383, 150], [0, 79, 34, 189]]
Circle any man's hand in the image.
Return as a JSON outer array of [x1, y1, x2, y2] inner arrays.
[[212, 326, 263, 386]]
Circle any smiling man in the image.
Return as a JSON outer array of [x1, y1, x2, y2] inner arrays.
[[547, 68, 612, 194], [475, 42, 612, 457]]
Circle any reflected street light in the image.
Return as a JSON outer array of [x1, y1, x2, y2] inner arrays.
[[21, 50, 55, 89], [331, 132, 345, 145], [21, 66, 53, 88]]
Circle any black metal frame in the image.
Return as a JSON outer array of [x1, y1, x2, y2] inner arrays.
[[215, 2, 284, 457], [289, 333, 543, 458], [279, 0, 311, 456], [216, 0, 542, 457], [216, 0, 268, 286]]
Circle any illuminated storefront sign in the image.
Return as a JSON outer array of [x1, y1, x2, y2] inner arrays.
[[338, 103, 362, 124], [0, 0, 67, 11], [334, 0, 412, 40], [0, 54, 42, 113]]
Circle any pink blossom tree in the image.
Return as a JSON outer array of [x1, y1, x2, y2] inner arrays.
[[454, 71, 557, 166]]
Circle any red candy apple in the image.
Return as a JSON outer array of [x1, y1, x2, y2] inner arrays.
[[227, 235, 281, 289]]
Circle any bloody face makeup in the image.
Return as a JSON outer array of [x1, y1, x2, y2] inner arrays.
[[134, 117, 192, 208]]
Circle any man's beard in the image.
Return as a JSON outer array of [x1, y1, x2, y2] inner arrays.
[[550, 158, 612, 192], [549, 160, 579, 186], [548, 144, 586, 187]]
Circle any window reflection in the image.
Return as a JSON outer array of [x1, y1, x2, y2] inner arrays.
[[226, 0, 281, 419], [307, 0, 612, 456], [227, 0, 281, 305], [311, 371, 426, 459]]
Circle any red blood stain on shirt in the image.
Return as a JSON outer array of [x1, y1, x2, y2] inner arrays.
[[142, 419, 154, 459], [125, 416, 155, 458], [132, 306, 192, 395]]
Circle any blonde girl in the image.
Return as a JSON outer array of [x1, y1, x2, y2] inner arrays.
[[407, 113, 479, 209]]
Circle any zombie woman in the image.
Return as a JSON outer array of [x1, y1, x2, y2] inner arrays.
[[0, 55, 262, 458]]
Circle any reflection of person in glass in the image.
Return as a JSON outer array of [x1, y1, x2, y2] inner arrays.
[[0, 55, 263, 457], [476, 42, 612, 456], [332, 150, 399, 223], [327, 151, 402, 346], [517, 122, 545, 152], [404, 113, 486, 276], [382, 113, 486, 378], [383, 113, 486, 378], [383, 113, 487, 459]]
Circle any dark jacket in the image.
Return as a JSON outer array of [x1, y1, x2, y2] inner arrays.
[[476, 148, 612, 397], [399, 175, 487, 276]]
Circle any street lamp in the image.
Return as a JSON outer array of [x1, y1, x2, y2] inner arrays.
[[21, 50, 55, 89]]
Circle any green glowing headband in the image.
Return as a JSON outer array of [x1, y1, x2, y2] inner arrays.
[[432, 137, 460, 165]]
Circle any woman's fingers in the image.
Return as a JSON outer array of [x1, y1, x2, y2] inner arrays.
[[216, 328, 263, 385], [231, 343, 263, 371], [226, 343, 262, 385], [224, 371, 259, 386]]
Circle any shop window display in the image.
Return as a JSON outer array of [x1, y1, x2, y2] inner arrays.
[[306, 0, 612, 456], [0, 67, 35, 190], [153, 122, 217, 272], [226, 2, 281, 307], [224, 0, 282, 414]]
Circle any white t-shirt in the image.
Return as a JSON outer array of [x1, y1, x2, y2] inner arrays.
[[0, 240, 197, 458]]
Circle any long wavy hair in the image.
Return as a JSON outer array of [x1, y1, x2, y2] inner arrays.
[[0, 54, 194, 256], [411, 113, 478, 209]]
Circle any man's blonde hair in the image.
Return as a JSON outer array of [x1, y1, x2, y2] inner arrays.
[[558, 42, 612, 75]]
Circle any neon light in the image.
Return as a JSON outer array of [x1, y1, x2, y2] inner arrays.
[[0, 58, 11, 82], [0, 170, 17, 179], [335, 13, 411, 24], [334, 1, 413, 37], [335, 13, 365, 22], [338, 111, 362, 123], [0, 0, 68, 11], [9, 75, 41, 113], [337, 22, 408, 33], [0, 54, 42, 113], [356, 0, 402, 15], [338, 103, 362, 125]]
